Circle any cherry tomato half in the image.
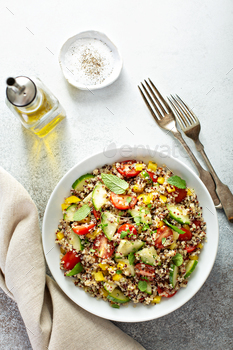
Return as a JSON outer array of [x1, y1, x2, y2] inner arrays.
[[62, 251, 81, 270], [185, 245, 197, 253], [94, 234, 115, 259], [147, 171, 158, 183], [154, 226, 173, 249], [157, 286, 177, 298], [93, 209, 101, 221], [174, 187, 187, 203], [110, 192, 137, 210], [116, 160, 141, 178], [117, 224, 137, 239], [72, 222, 96, 235], [135, 263, 155, 281], [178, 228, 192, 241]]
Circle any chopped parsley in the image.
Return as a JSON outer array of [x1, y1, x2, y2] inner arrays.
[[120, 231, 128, 239], [116, 270, 122, 274], [162, 237, 166, 245]]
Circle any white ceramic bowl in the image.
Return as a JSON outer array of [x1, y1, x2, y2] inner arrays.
[[59, 30, 123, 90], [42, 146, 219, 322]]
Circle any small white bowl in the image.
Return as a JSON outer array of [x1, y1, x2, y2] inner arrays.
[[59, 30, 123, 90], [42, 146, 219, 322]]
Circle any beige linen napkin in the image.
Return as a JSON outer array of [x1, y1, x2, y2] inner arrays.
[[0, 167, 145, 350]]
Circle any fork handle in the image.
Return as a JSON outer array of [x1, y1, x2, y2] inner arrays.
[[195, 140, 233, 222], [173, 132, 221, 207]]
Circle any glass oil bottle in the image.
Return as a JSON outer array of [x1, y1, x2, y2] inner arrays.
[[6, 76, 66, 137]]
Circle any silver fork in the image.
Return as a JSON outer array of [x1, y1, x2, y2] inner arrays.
[[138, 78, 221, 208], [169, 94, 233, 222]]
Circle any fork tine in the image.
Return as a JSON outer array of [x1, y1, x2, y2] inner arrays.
[[167, 97, 187, 129], [175, 94, 199, 123], [140, 82, 163, 119], [170, 95, 193, 126], [148, 78, 172, 113], [145, 80, 167, 115], [138, 85, 159, 121]]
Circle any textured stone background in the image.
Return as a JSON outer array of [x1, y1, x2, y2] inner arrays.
[[1, 0, 233, 349]]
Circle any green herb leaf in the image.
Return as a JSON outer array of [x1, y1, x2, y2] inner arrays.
[[157, 261, 162, 266], [73, 204, 91, 222], [128, 252, 135, 265], [118, 211, 125, 216], [138, 280, 147, 292], [140, 171, 152, 182], [101, 173, 129, 194], [111, 304, 120, 309], [126, 197, 132, 204], [116, 270, 122, 274], [90, 248, 95, 253], [167, 175, 186, 189], [142, 224, 150, 231], [172, 253, 183, 266], [66, 262, 83, 277], [120, 231, 128, 239], [163, 219, 186, 234], [147, 204, 152, 208], [162, 237, 166, 245]]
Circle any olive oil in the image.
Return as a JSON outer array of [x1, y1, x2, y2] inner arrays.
[[6, 76, 66, 137]]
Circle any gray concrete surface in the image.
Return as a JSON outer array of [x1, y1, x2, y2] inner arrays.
[[1, 0, 233, 349]]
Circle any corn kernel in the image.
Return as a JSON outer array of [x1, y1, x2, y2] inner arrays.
[[60, 247, 66, 254], [57, 231, 64, 240], [86, 228, 101, 239], [190, 255, 198, 260], [99, 263, 109, 270], [160, 195, 167, 203], [187, 188, 193, 196], [93, 271, 105, 281], [117, 261, 125, 270], [157, 177, 165, 184], [113, 274, 123, 281], [61, 203, 69, 211], [135, 164, 144, 171], [197, 243, 203, 249], [157, 220, 164, 228], [167, 185, 175, 193], [133, 184, 145, 193], [152, 295, 162, 304], [101, 287, 109, 297], [148, 161, 158, 172], [65, 196, 81, 204], [169, 243, 177, 250]]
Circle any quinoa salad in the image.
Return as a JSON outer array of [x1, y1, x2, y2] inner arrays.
[[55, 160, 206, 308]]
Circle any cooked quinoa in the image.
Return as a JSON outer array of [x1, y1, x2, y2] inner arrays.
[[55, 160, 206, 308]]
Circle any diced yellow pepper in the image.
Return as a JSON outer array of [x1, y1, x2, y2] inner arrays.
[[65, 196, 81, 204], [57, 231, 64, 240], [135, 164, 144, 171], [117, 261, 126, 270], [108, 266, 116, 273], [197, 243, 203, 249], [101, 287, 109, 297], [160, 195, 167, 203], [152, 295, 162, 304], [157, 220, 164, 228], [148, 161, 158, 172], [173, 231, 179, 241], [190, 255, 198, 260], [61, 203, 70, 211], [99, 263, 109, 271], [157, 177, 165, 184], [137, 193, 153, 205], [169, 243, 177, 250], [113, 274, 123, 281], [167, 185, 175, 193], [60, 247, 66, 254], [133, 184, 145, 193], [187, 188, 194, 196], [93, 271, 105, 282], [86, 228, 101, 239], [183, 224, 190, 230]]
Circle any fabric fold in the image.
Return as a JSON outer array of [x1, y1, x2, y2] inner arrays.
[[0, 167, 145, 350]]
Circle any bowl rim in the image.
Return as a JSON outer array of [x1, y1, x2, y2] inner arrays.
[[42, 146, 219, 322], [58, 30, 123, 90]]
